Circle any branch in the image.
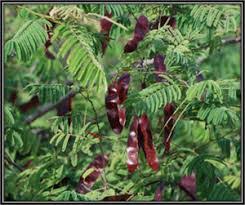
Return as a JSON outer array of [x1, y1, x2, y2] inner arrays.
[[222, 36, 241, 45], [24, 90, 77, 124]]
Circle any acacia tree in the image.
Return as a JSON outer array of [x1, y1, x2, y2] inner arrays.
[[4, 3, 241, 201]]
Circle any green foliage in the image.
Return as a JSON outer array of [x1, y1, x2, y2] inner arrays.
[[186, 80, 223, 102], [126, 83, 181, 115], [190, 5, 238, 31], [208, 183, 240, 200], [197, 104, 239, 126], [4, 3, 241, 202], [26, 84, 70, 104], [54, 24, 107, 91], [4, 19, 51, 62]]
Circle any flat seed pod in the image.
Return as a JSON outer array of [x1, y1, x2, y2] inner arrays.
[[139, 113, 159, 171], [124, 15, 149, 53], [105, 73, 130, 134], [127, 116, 139, 173], [153, 54, 167, 82], [76, 154, 109, 194], [163, 103, 175, 153], [117, 73, 130, 104], [100, 11, 113, 54], [178, 173, 196, 200], [154, 181, 165, 201]]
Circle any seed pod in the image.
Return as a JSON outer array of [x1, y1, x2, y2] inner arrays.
[[100, 12, 113, 33], [154, 54, 167, 82], [134, 15, 149, 41], [154, 181, 164, 201], [124, 15, 149, 53], [150, 16, 176, 30], [139, 113, 159, 171], [124, 39, 138, 53], [117, 73, 130, 104], [100, 11, 113, 54], [195, 70, 205, 101], [57, 96, 72, 125], [118, 107, 126, 127], [105, 74, 130, 134], [103, 194, 132, 201], [178, 173, 196, 200], [127, 116, 139, 173], [105, 86, 124, 134], [163, 103, 175, 153], [76, 154, 109, 194], [196, 70, 204, 82]]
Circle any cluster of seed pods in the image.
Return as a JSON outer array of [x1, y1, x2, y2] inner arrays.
[[105, 73, 130, 134], [127, 114, 159, 173], [76, 13, 195, 199]]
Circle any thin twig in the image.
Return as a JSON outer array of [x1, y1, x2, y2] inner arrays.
[[4, 154, 23, 172], [17, 6, 61, 25], [80, 91, 108, 188], [166, 102, 191, 143], [24, 90, 78, 124]]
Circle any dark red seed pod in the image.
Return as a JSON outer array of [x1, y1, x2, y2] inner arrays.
[[57, 96, 72, 125], [178, 173, 196, 200], [107, 108, 124, 134], [124, 15, 149, 53], [154, 54, 167, 82], [139, 113, 159, 171], [133, 16, 149, 41], [127, 116, 139, 173], [105, 83, 123, 134], [124, 39, 138, 53], [105, 84, 120, 108], [195, 70, 205, 101], [103, 194, 132, 201], [76, 154, 109, 194], [100, 12, 113, 32], [105, 73, 130, 134], [154, 181, 164, 201], [117, 73, 130, 104], [134, 28, 146, 41], [100, 11, 113, 54], [196, 70, 204, 82], [163, 103, 175, 153], [136, 16, 149, 30], [118, 107, 126, 127]]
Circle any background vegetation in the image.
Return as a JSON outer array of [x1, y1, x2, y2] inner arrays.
[[4, 3, 241, 201]]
